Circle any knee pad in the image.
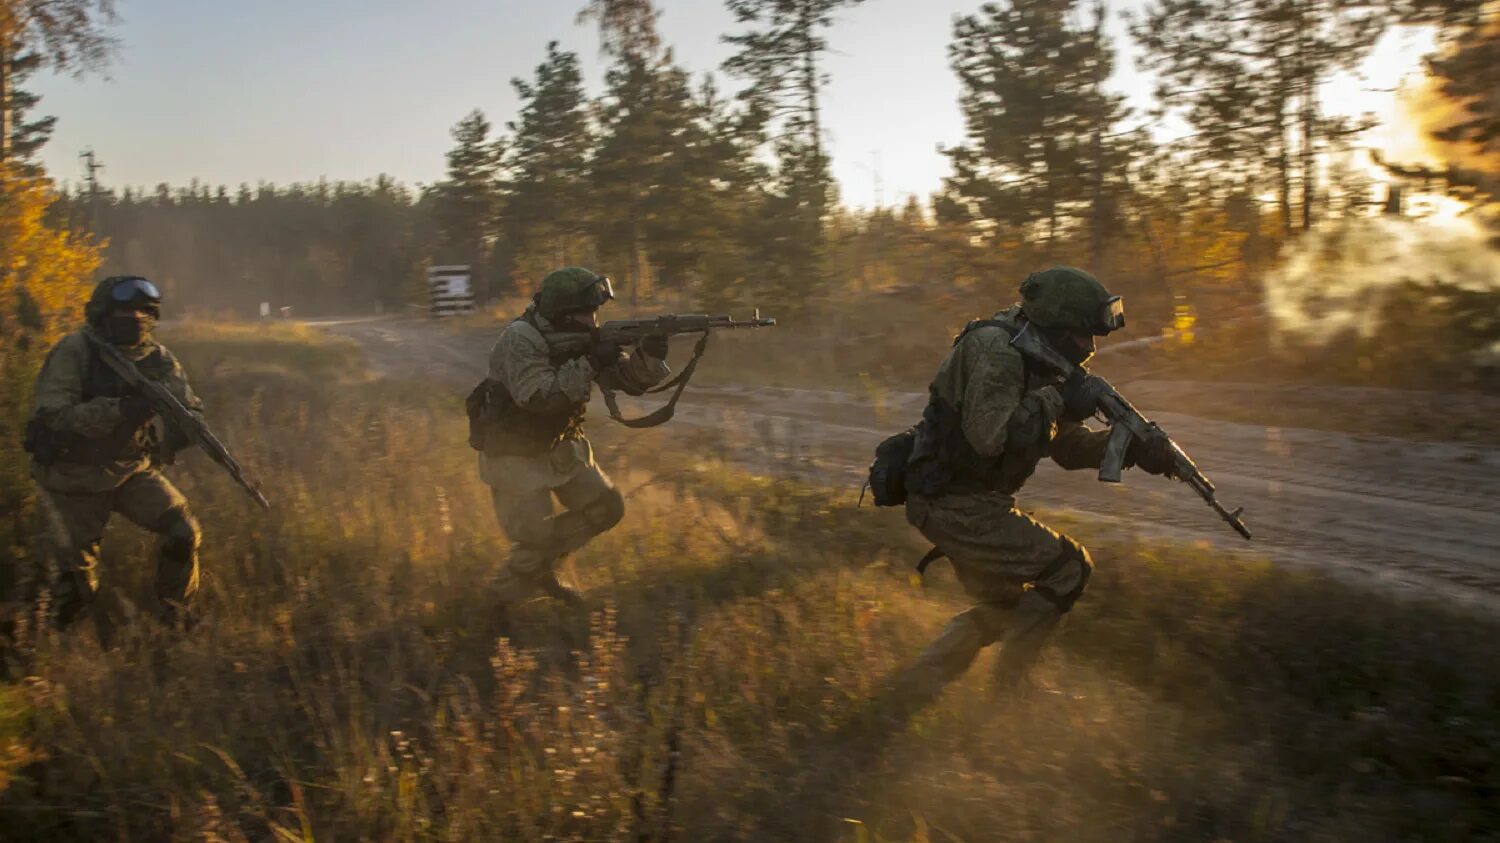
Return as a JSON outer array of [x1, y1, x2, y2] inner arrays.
[[156, 508, 201, 559], [1033, 536, 1093, 613], [583, 487, 626, 533]]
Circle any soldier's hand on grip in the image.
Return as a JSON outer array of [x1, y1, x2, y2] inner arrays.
[[1059, 373, 1109, 422], [120, 393, 156, 424], [588, 338, 625, 372], [641, 333, 669, 360]]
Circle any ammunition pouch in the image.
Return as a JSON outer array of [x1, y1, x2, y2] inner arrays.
[[466, 377, 586, 456], [866, 427, 916, 507]]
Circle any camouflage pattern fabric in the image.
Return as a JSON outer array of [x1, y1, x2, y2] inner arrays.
[[480, 309, 669, 602], [28, 321, 204, 627], [1018, 266, 1114, 332], [37, 472, 200, 628], [30, 328, 203, 495], [900, 301, 1115, 698]]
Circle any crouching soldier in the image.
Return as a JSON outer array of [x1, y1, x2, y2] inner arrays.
[[896, 267, 1176, 701], [24, 276, 204, 631], [471, 268, 670, 606]]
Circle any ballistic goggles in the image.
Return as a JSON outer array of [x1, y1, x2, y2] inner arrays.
[[1096, 296, 1125, 335], [584, 275, 616, 310], [110, 277, 162, 309]]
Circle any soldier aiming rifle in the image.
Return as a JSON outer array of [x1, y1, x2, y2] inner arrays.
[[468, 267, 774, 607]]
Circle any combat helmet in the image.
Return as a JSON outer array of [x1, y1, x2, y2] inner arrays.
[[85, 276, 162, 326], [1018, 267, 1124, 336], [534, 267, 615, 322]]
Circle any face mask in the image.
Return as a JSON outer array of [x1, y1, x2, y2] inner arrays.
[[1041, 326, 1095, 367], [106, 312, 155, 346]]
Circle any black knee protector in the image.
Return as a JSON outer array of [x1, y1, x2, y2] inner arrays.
[[156, 507, 201, 562], [583, 487, 626, 533], [1034, 536, 1093, 613]]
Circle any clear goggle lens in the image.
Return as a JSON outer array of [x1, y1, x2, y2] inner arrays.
[[1098, 296, 1125, 334]]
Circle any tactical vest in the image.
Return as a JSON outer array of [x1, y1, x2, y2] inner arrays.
[[37, 339, 166, 465], [905, 317, 1056, 497], [471, 314, 591, 456]]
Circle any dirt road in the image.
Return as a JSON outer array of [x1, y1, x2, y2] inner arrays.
[[322, 317, 1500, 611]]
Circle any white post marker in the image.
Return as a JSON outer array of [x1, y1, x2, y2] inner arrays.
[[427, 265, 477, 317], [259, 301, 271, 319]]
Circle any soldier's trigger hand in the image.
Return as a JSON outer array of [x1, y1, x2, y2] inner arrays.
[[588, 339, 625, 372], [1059, 373, 1107, 422], [119, 394, 155, 425], [640, 333, 669, 360], [1128, 435, 1177, 478]]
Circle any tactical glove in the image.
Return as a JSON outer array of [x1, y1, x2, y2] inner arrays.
[[641, 333, 669, 360], [589, 339, 625, 372], [1128, 435, 1178, 477], [1059, 373, 1108, 422], [119, 394, 156, 425]]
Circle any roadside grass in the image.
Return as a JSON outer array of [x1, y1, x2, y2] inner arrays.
[[0, 323, 1494, 841]]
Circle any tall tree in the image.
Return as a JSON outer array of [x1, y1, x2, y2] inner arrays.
[[577, 0, 662, 60], [722, 0, 868, 216], [502, 42, 596, 287], [939, 0, 1136, 264], [1134, 0, 1388, 235], [0, 0, 116, 165], [433, 110, 503, 297]]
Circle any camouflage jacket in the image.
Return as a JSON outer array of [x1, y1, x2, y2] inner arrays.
[[907, 306, 1111, 497], [477, 309, 669, 490], [30, 328, 203, 494]]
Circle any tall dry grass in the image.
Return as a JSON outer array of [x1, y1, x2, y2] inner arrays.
[[0, 323, 1494, 841]]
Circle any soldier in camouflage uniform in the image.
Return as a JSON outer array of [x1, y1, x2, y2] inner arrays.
[[477, 267, 670, 606], [898, 267, 1176, 699], [25, 276, 205, 631]]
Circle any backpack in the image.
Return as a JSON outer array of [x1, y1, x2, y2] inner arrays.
[[865, 427, 917, 507]]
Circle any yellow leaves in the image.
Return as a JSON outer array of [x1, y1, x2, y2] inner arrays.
[[0, 169, 102, 345]]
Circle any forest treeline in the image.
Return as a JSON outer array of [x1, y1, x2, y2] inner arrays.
[[10, 0, 1500, 326]]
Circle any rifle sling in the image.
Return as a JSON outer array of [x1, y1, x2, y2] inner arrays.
[[599, 331, 711, 429]]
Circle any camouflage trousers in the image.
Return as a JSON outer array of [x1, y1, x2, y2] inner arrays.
[[34, 470, 201, 629], [488, 457, 625, 603], [901, 490, 1094, 697]]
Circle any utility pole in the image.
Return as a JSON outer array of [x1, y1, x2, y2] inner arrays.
[[80, 148, 104, 229]]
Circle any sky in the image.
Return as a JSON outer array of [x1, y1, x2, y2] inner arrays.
[[30, 0, 1438, 209]]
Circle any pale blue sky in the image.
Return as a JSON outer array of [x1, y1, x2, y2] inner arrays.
[[31, 0, 1422, 208]]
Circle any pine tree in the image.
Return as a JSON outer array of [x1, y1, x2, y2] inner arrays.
[[939, 0, 1136, 263], [0, 0, 117, 166], [1134, 0, 1388, 235], [433, 109, 503, 297], [502, 42, 595, 288], [722, 0, 868, 218]]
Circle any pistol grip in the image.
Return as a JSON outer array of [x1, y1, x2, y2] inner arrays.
[[1099, 423, 1132, 483]]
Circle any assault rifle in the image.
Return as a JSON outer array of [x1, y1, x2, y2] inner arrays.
[[548, 310, 777, 354], [86, 333, 272, 511], [548, 310, 776, 428], [1010, 324, 1252, 540]]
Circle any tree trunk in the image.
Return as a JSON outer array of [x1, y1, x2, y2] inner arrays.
[[1089, 129, 1105, 268], [1273, 95, 1292, 238], [1300, 87, 1316, 232], [0, 34, 11, 167], [798, 0, 823, 210]]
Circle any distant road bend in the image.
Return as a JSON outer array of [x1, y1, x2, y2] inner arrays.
[[320, 317, 1500, 613]]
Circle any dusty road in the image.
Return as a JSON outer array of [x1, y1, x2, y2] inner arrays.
[[322, 317, 1500, 611]]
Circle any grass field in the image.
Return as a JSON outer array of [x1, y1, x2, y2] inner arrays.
[[0, 323, 1495, 841]]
